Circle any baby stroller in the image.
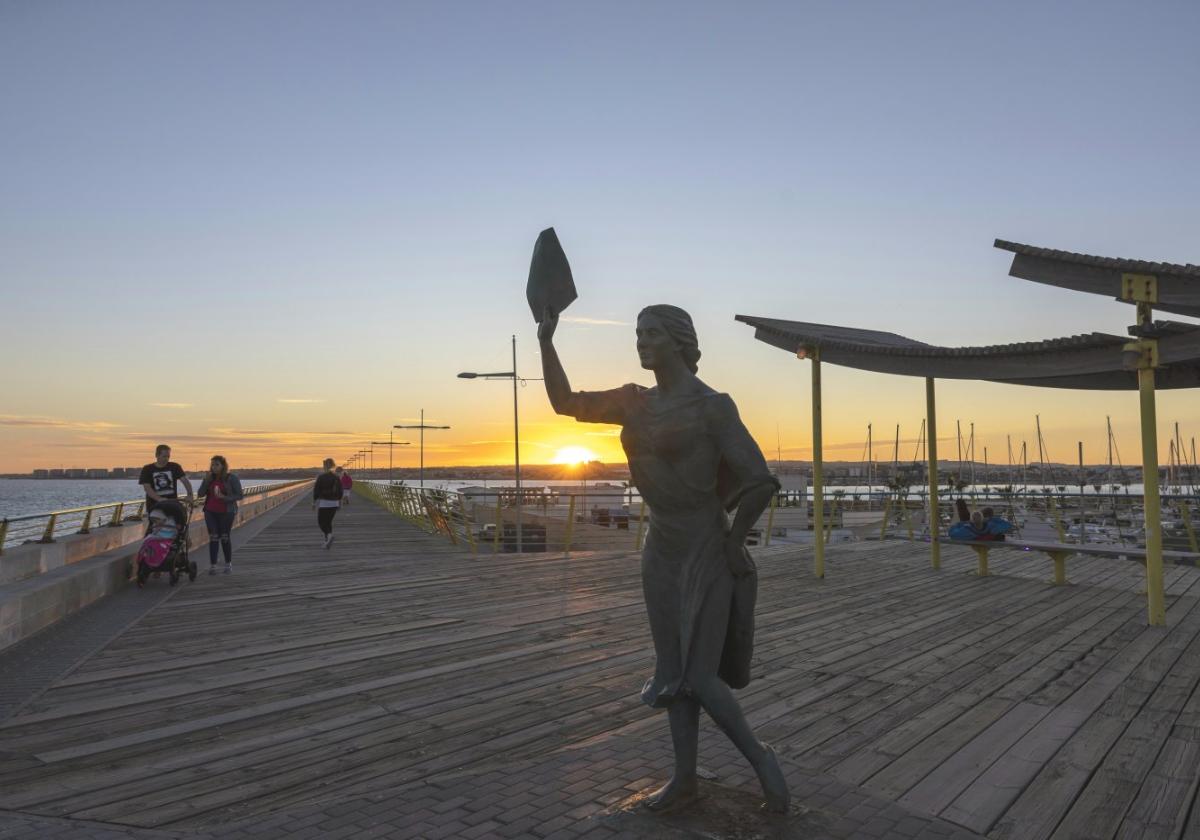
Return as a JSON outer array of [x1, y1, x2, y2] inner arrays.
[[136, 500, 198, 588]]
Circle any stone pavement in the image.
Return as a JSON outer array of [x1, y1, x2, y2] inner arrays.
[[3, 492, 1199, 838]]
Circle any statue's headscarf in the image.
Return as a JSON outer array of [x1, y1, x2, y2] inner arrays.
[[639, 304, 701, 373]]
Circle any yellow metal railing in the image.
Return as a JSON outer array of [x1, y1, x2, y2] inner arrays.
[[1, 479, 310, 554]]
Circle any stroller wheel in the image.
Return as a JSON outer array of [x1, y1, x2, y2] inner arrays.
[[188, 561, 198, 582]]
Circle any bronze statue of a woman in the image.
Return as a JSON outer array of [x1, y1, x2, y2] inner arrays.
[[539, 304, 789, 813]]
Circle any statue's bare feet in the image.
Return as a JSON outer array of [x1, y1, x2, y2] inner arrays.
[[756, 745, 790, 813], [644, 775, 700, 812]]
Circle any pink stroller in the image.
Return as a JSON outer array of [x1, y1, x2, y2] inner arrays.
[[136, 500, 197, 588]]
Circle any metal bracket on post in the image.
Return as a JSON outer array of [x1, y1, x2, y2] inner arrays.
[[1123, 338, 1159, 371], [1120, 273, 1158, 304]]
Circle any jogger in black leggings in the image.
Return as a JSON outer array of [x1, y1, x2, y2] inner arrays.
[[313, 458, 344, 548]]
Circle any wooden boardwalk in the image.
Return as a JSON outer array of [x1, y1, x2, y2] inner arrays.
[[2, 495, 1200, 838]]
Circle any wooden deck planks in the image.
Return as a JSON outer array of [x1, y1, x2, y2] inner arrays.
[[3, 499, 1200, 836]]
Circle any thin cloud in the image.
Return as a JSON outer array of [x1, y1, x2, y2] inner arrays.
[[560, 316, 629, 326], [0, 414, 124, 431], [148, 402, 193, 409], [277, 398, 326, 404]]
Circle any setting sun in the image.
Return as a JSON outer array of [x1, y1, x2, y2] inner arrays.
[[552, 446, 599, 466]]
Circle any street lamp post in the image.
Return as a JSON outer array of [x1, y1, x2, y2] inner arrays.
[[394, 409, 451, 489], [376, 434, 412, 484], [458, 335, 540, 553]]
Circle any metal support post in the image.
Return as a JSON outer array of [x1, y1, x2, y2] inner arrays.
[[811, 346, 825, 578], [564, 495, 576, 555], [926, 377, 940, 569]]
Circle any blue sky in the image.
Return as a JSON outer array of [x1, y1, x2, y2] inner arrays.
[[1, 1, 1197, 470]]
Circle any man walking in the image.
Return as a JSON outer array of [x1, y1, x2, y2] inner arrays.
[[139, 444, 194, 515]]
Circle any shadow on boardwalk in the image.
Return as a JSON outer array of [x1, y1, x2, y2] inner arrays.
[[1, 495, 1198, 839]]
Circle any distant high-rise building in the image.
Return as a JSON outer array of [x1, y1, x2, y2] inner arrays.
[[86, 468, 108, 478], [48, 468, 65, 478], [32, 469, 49, 478], [66, 468, 86, 478]]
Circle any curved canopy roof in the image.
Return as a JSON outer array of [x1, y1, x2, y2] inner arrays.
[[994, 240, 1200, 318], [735, 315, 1200, 391]]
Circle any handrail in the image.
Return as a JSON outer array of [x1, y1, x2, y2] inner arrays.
[[0, 478, 312, 553], [353, 481, 1199, 558]]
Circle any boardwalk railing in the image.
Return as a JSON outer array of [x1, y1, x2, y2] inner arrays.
[[354, 481, 1200, 556], [356, 483, 821, 554], [0, 479, 312, 553]]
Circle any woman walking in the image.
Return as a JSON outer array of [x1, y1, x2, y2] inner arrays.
[[313, 458, 344, 548], [539, 303, 789, 813], [197, 455, 243, 575]]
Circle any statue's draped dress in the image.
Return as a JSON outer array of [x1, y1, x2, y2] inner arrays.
[[571, 381, 779, 708]]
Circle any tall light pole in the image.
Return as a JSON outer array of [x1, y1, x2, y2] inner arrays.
[[394, 410, 451, 489], [376, 435, 411, 484], [458, 335, 540, 553], [372, 439, 410, 484]]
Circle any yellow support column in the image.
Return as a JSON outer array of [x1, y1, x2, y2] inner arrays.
[[764, 493, 777, 547], [1121, 276, 1165, 625], [635, 501, 648, 551], [926, 377, 940, 570], [1138, 356, 1166, 625], [811, 346, 825, 578], [494, 492, 503, 554], [563, 495, 576, 555], [1180, 502, 1198, 554], [40, 514, 58, 543]]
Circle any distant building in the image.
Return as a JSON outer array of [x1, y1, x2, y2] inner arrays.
[[86, 468, 108, 478], [32, 469, 49, 478], [49, 468, 65, 478], [65, 468, 87, 478]]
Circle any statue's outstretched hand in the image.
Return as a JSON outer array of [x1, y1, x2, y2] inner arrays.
[[538, 306, 559, 343], [724, 536, 756, 578]]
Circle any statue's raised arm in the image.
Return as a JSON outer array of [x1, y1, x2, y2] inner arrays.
[[538, 308, 576, 416]]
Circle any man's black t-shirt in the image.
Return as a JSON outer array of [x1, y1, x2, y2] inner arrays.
[[139, 461, 185, 506]]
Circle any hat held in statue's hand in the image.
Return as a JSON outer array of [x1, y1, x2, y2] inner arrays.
[[527, 227, 577, 322]]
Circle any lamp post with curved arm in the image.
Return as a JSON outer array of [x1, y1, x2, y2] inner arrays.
[[458, 335, 542, 554]]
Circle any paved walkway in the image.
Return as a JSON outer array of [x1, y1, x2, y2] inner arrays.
[[2, 495, 1200, 838]]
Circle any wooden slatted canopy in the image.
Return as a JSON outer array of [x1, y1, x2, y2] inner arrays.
[[737, 237, 1198, 627], [734, 315, 1200, 390], [995, 240, 1200, 318]]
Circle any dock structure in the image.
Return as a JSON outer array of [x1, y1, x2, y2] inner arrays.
[[4, 495, 1200, 838]]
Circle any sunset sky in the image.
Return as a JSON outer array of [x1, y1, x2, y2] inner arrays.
[[2, 1, 1197, 473]]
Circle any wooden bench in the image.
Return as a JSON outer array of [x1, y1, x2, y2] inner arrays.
[[950, 538, 1200, 584]]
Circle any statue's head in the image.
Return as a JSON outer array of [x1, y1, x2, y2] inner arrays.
[[637, 305, 701, 373]]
